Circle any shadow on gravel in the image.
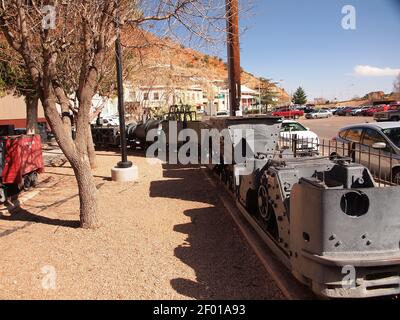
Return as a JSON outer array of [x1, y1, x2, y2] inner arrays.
[[151, 164, 279, 300], [0, 188, 81, 237], [0, 208, 79, 233]]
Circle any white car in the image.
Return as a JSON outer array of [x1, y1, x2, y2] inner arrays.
[[280, 120, 319, 153], [102, 116, 120, 126], [351, 106, 370, 116]]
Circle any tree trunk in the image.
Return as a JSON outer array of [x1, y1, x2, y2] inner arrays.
[[26, 95, 38, 134], [72, 156, 100, 228], [87, 125, 97, 169], [40, 94, 100, 229]]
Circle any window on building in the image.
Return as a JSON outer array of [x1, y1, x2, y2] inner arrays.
[[143, 92, 149, 100], [153, 92, 159, 100]]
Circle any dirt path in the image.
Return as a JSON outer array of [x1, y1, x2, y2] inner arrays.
[[0, 151, 284, 300]]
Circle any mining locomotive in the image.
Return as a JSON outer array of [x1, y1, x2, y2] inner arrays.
[[201, 115, 400, 298], [92, 110, 400, 298]]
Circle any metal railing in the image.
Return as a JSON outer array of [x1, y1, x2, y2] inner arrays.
[[279, 134, 400, 187]]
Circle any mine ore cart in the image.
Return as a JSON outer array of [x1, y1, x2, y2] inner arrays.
[[0, 131, 44, 202], [204, 115, 400, 298]]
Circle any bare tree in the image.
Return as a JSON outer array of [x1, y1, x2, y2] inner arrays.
[[0, 0, 231, 229]]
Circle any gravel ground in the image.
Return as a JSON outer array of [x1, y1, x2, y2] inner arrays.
[[0, 150, 284, 300]]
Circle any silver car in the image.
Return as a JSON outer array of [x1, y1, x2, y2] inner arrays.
[[335, 122, 400, 183], [305, 109, 332, 119]]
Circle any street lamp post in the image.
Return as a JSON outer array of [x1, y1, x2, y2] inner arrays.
[[111, 0, 138, 182], [115, 26, 132, 169]]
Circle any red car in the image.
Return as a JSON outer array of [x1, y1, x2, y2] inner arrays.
[[364, 105, 390, 117], [271, 107, 304, 119]]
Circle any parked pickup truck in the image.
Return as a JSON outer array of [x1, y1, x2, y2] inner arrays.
[[374, 104, 400, 122], [271, 107, 304, 119]]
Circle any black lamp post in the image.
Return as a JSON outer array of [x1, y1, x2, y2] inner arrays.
[[115, 1, 132, 169]]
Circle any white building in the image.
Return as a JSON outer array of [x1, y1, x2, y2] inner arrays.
[[98, 81, 260, 117]]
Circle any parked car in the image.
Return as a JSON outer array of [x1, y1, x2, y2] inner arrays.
[[332, 106, 345, 115], [280, 120, 319, 153], [335, 122, 400, 183], [271, 107, 304, 119], [327, 107, 339, 114], [336, 106, 355, 116], [363, 105, 390, 117], [374, 104, 400, 122], [305, 109, 332, 119], [351, 106, 370, 116]]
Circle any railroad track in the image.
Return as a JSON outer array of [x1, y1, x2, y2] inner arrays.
[[201, 166, 316, 300]]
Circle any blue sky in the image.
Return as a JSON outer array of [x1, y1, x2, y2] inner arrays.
[[238, 0, 400, 101]]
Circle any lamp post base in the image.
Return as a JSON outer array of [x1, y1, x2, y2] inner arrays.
[[117, 161, 133, 168], [111, 165, 138, 182]]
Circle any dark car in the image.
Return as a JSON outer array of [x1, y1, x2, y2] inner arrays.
[[335, 122, 400, 183], [336, 107, 354, 116]]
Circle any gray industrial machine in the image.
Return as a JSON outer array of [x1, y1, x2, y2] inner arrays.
[[206, 115, 400, 298]]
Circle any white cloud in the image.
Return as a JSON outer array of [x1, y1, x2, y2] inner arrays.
[[354, 65, 400, 77]]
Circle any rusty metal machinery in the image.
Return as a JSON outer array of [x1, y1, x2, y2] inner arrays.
[[206, 115, 400, 298]]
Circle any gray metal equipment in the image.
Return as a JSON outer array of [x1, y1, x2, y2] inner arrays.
[[207, 115, 400, 298]]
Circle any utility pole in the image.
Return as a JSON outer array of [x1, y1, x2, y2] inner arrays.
[[226, 0, 241, 117]]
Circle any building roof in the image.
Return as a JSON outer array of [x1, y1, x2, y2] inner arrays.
[[241, 85, 257, 94]]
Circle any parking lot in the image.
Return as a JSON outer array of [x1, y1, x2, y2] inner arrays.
[[299, 116, 374, 140]]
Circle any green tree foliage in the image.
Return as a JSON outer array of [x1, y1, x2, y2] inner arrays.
[[0, 43, 35, 98], [292, 87, 307, 105], [258, 78, 279, 107]]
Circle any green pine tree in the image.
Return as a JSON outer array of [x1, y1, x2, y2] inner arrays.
[[292, 87, 307, 105]]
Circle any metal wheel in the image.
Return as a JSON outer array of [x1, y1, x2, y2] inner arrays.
[[258, 185, 272, 222], [23, 175, 31, 190], [30, 172, 39, 188], [257, 183, 279, 239]]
